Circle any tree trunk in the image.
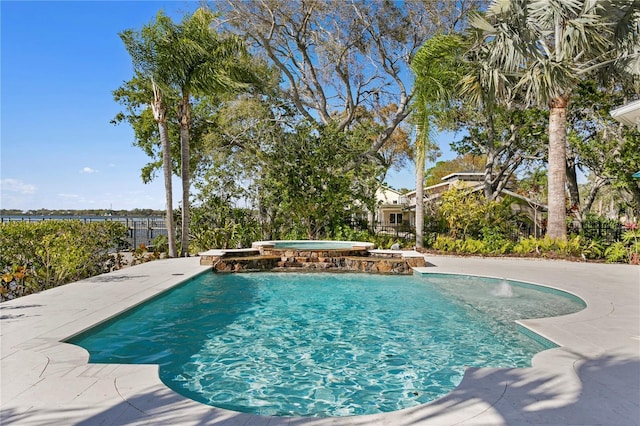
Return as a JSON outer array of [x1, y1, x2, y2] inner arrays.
[[483, 151, 496, 201], [179, 91, 191, 257], [547, 95, 569, 240], [160, 122, 177, 258], [483, 113, 497, 201], [565, 155, 581, 223], [151, 82, 177, 258], [415, 144, 425, 249], [582, 176, 608, 216]]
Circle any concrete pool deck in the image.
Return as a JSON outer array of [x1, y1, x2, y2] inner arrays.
[[1, 255, 638, 425]]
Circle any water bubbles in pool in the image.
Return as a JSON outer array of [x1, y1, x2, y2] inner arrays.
[[492, 279, 515, 298]]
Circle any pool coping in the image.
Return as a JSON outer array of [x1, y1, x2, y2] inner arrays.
[[1, 255, 638, 425]]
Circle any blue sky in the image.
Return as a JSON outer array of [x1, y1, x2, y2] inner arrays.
[[1, 1, 456, 211]]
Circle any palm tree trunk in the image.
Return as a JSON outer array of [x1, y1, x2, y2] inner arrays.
[[415, 144, 425, 249], [151, 82, 177, 257], [160, 122, 177, 258], [179, 92, 191, 257], [547, 95, 569, 240]]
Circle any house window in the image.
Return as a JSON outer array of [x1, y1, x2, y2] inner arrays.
[[390, 213, 402, 224]]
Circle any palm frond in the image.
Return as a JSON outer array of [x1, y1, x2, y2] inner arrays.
[[469, 0, 634, 107]]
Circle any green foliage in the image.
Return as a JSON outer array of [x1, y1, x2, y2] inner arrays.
[[371, 235, 405, 250], [328, 225, 372, 244], [555, 236, 583, 257], [188, 196, 261, 253], [152, 234, 169, 253], [427, 228, 638, 264], [432, 235, 459, 252], [568, 80, 640, 215], [581, 238, 605, 260], [481, 227, 513, 254], [622, 226, 640, 264], [461, 238, 486, 254], [131, 243, 161, 265], [438, 188, 482, 238], [0, 221, 128, 301], [424, 154, 486, 186], [437, 187, 519, 239], [605, 242, 629, 264], [512, 236, 540, 255], [260, 122, 376, 240]]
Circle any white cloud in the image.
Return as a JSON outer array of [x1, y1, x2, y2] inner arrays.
[[58, 193, 80, 199], [1, 178, 37, 194], [80, 167, 98, 174]]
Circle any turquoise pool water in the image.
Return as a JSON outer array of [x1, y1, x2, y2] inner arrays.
[[68, 272, 584, 417], [272, 241, 357, 249]]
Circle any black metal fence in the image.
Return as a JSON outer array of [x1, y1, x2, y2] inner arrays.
[[350, 219, 625, 244], [568, 222, 624, 243], [124, 218, 168, 249]]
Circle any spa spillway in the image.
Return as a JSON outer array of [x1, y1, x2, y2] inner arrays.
[[252, 240, 375, 258], [201, 240, 419, 274]]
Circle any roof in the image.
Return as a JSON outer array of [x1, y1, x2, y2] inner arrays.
[[610, 99, 640, 128], [377, 185, 403, 195], [404, 182, 547, 211], [633, 171, 640, 179], [440, 172, 484, 182]]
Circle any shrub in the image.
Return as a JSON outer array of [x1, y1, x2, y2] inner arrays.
[[461, 238, 486, 254], [438, 188, 485, 238], [432, 235, 458, 252], [512, 236, 539, 255], [188, 198, 262, 252], [605, 242, 628, 263], [581, 237, 605, 259], [0, 220, 127, 301], [329, 224, 372, 243], [437, 188, 521, 240], [152, 234, 168, 253], [481, 227, 513, 254], [622, 225, 640, 264]]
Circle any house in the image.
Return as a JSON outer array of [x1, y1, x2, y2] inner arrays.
[[371, 186, 407, 227], [373, 172, 547, 235], [611, 100, 640, 180], [610, 99, 640, 130]]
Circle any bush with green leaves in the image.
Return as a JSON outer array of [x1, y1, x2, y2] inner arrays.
[[1, 220, 127, 301], [481, 227, 513, 254], [328, 224, 372, 244], [432, 235, 459, 252], [620, 224, 640, 264], [604, 242, 629, 263], [188, 196, 262, 253], [437, 188, 520, 240]]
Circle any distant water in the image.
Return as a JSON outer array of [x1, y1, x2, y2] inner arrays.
[[1, 215, 164, 223]]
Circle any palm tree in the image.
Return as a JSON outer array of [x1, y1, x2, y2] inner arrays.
[[410, 34, 465, 248], [468, 0, 639, 239], [120, 20, 179, 257], [159, 8, 251, 256]]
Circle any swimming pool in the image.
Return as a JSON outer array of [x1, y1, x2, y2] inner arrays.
[[253, 240, 375, 250], [68, 272, 585, 417]]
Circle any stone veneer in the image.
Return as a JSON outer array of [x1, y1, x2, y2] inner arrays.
[[201, 246, 425, 275]]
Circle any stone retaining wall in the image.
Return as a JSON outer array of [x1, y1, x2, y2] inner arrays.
[[202, 247, 425, 274]]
